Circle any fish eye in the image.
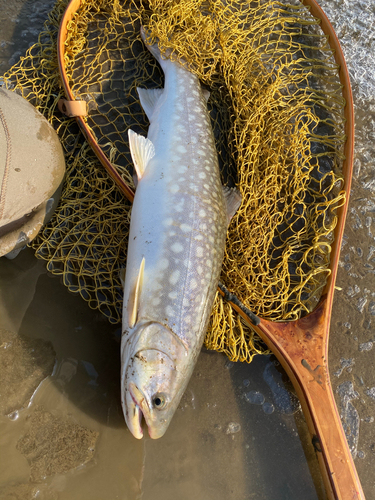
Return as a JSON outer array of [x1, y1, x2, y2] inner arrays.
[[152, 393, 167, 410]]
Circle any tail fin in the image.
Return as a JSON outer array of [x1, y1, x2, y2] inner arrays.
[[140, 26, 171, 71]]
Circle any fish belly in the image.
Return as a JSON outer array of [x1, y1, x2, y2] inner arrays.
[[123, 61, 227, 362]]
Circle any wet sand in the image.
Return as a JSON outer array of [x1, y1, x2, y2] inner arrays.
[[1, 0, 374, 499]]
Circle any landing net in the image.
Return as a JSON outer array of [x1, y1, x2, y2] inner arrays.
[[2, 0, 346, 362]]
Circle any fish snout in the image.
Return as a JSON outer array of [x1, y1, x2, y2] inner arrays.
[[122, 383, 145, 439]]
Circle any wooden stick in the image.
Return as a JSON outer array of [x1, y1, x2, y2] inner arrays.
[[253, 301, 365, 500]]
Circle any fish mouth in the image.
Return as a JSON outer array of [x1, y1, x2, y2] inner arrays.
[[124, 382, 151, 439], [129, 387, 144, 439], [125, 383, 166, 439]]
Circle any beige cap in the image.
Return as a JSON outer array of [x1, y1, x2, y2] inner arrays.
[[0, 89, 66, 257]]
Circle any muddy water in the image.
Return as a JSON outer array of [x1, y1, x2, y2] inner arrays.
[[0, 248, 326, 499], [1, 0, 374, 499]]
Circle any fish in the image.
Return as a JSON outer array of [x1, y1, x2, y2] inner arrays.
[[120, 28, 241, 439]]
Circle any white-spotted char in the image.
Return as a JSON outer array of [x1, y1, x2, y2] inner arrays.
[[121, 28, 241, 439]]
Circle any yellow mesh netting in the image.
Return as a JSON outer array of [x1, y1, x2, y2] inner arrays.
[[2, 0, 346, 362]]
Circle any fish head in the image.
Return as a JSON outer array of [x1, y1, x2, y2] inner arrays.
[[121, 321, 188, 439]]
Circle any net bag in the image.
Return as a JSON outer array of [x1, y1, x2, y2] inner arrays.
[[2, 0, 347, 364]]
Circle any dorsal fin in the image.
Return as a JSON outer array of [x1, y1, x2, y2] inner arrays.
[[128, 257, 145, 328], [222, 186, 242, 224], [128, 129, 155, 180], [137, 88, 164, 120]]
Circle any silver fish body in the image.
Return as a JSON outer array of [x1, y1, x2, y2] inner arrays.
[[121, 30, 239, 439]]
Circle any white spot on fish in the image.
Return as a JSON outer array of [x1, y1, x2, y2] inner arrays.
[[199, 209, 206, 217], [164, 218, 174, 226], [152, 297, 161, 306], [171, 242, 184, 253], [178, 165, 187, 173], [166, 305, 174, 317], [196, 247, 204, 257], [199, 172, 206, 179], [180, 224, 192, 232], [183, 297, 189, 307], [177, 145, 187, 154], [168, 291, 178, 300], [151, 281, 163, 292], [169, 270, 180, 285], [191, 279, 197, 289], [160, 258, 169, 270], [170, 184, 180, 194], [195, 234, 203, 241]]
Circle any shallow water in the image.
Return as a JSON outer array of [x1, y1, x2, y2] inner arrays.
[[1, 0, 375, 498]]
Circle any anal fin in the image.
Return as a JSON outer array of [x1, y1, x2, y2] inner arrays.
[[128, 257, 145, 328]]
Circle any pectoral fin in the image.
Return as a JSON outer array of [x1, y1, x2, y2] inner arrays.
[[128, 129, 155, 180], [137, 88, 164, 120], [222, 186, 242, 224], [128, 257, 145, 329]]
